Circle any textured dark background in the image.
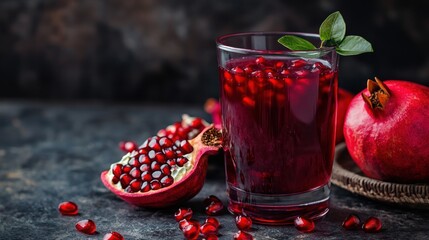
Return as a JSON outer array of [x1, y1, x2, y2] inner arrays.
[[1, 0, 429, 104]]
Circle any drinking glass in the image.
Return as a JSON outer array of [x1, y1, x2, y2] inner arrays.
[[216, 32, 339, 225]]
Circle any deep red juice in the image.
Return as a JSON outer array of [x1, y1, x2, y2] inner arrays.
[[220, 56, 338, 195]]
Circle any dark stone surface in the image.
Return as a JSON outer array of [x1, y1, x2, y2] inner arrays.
[[0, 102, 429, 239], [1, 0, 429, 102]]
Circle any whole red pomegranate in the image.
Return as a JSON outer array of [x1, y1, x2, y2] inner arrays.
[[336, 88, 354, 144], [101, 115, 222, 207], [344, 78, 429, 183]]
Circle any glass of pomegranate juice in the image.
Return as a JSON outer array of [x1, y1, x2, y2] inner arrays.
[[216, 32, 338, 224]]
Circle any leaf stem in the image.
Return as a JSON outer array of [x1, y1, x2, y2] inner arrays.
[[320, 40, 325, 48]]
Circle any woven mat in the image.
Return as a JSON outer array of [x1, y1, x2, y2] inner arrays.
[[332, 143, 429, 209]]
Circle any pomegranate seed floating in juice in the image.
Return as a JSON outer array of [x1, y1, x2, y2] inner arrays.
[[217, 32, 338, 224]]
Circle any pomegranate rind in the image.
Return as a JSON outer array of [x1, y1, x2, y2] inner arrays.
[[101, 127, 220, 207], [344, 80, 429, 183]]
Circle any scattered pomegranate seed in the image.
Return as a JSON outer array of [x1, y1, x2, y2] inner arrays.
[[342, 214, 361, 230], [179, 219, 200, 230], [175, 207, 193, 222], [75, 219, 97, 235], [179, 219, 189, 230], [58, 201, 78, 216], [362, 217, 382, 233], [204, 195, 224, 215], [235, 214, 252, 230], [119, 141, 138, 152], [203, 195, 221, 206], [200, 222, 218, 236], [103, 231, 124, 240], [233, 230, 253, 240], [294, 216, 315, 233], [205, 217, 220, 228], [182, 223, 199, 239]]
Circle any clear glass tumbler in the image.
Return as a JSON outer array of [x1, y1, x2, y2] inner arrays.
[[216, 32, 339, 225]]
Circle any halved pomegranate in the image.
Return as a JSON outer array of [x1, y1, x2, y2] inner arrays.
[[101, 124, 222, 207]]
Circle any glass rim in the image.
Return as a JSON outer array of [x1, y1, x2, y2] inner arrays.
[[216, 31, 336, 55]]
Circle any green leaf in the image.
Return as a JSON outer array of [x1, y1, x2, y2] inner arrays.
[[336, 35, 373, 56], [277, 35, 317, 51], [277, 11, 373, 57], [319, 11, 346, 44]]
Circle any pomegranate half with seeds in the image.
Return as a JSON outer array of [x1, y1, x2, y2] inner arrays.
[[101, 123, 222, 207]]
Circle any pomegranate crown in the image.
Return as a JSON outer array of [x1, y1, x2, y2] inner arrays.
[[362, 77, 391, 110]]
